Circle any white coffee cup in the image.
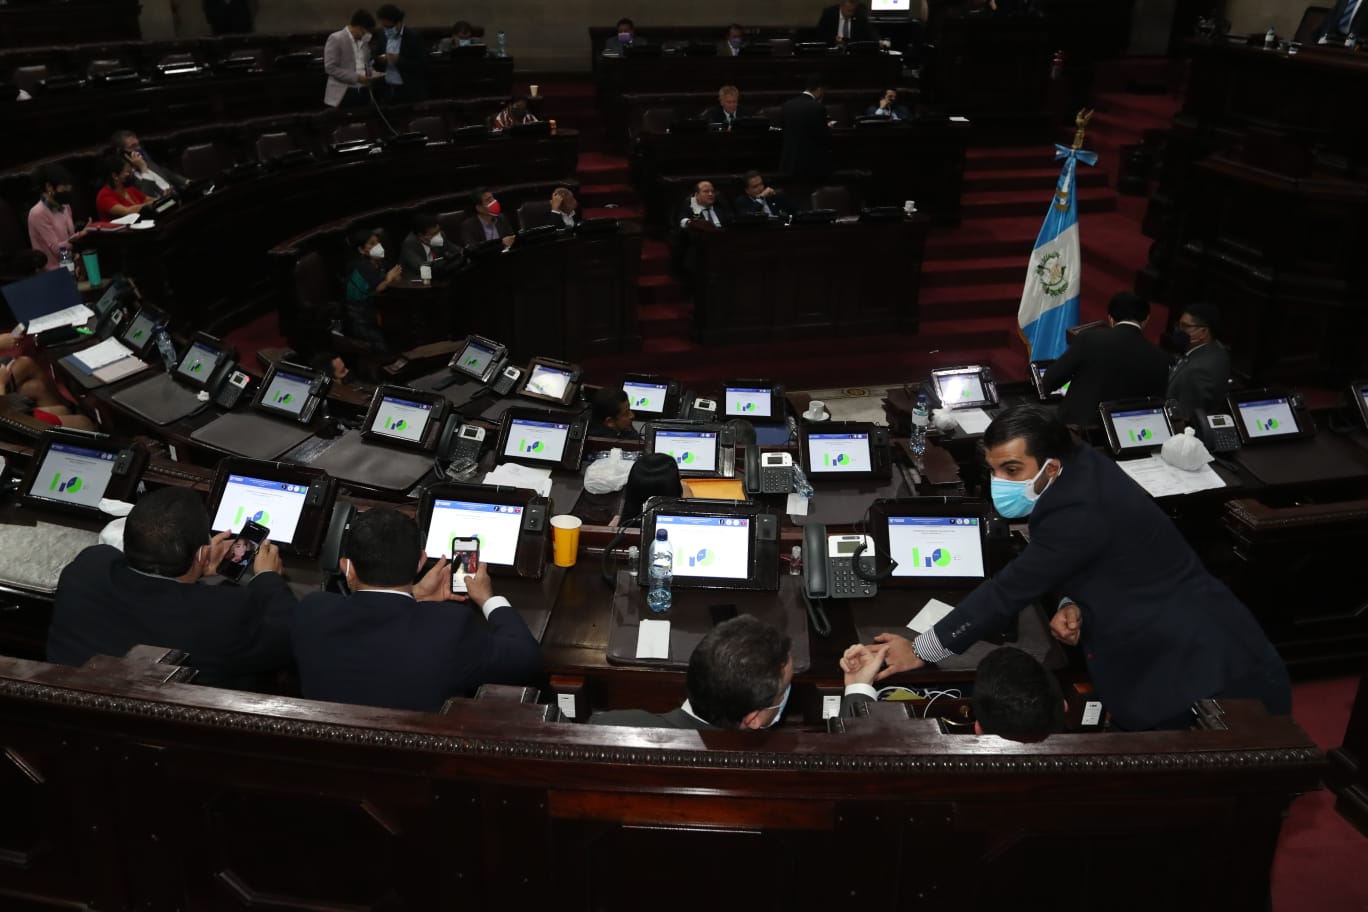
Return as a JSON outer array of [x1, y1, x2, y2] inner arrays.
[[903, 200, 917, 215], [529, 84, 540, 97], [419, 264, 432, 285], [806, 400, 827, 420]]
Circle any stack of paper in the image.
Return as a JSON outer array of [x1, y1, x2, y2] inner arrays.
[[950, 407, 993, 435], [27, 304, 93, 335], [68, 338, 132, 372], [1118, 455, 1226, 497], [483, 462, 553, 496]]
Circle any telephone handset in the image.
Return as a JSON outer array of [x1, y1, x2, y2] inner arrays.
[[744, 447, 795, 495], [802, 525, 880, 600], [1191, 409, 1241, 454]]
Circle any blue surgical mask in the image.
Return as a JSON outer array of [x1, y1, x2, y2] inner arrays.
[[761, 683, 791, 729], [385, 27, 397, 39], [990, 460, 1055, 519], [458, 38, 472, 46], [729, 36, 743, 48]]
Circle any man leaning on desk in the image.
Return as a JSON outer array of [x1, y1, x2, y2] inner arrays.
[[846, 405, 1291, 731]]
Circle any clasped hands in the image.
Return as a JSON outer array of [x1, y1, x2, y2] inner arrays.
[[840, 633, 925, 687]]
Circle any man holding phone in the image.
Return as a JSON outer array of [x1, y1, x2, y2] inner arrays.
[[292, 508, 543, 712], [49, 488, 296, 690]]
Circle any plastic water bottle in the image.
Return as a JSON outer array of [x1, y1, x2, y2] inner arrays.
[[792, 464, 815, 500], [646, 529, 672, 613], [911, 394, 930, 459], [153, 325, 179, 371], [1264, 26, 1275, 49], [57, 245, 76, 277], [626, 544, 639, 578], [496, 30, 508, 58]]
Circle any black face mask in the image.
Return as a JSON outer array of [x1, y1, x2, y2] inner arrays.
[[53, 190, 72, 205], [1168, 328, 1192, 353]]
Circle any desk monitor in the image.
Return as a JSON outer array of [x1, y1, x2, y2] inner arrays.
[[644, 421, 736, 478], [18, 431, 147, 516], [869, 498, 990, 588], [416, 482, 549, 578], [622, 372, 681, 419], [496, 407, 589, 471], [518, 356, 581, 406], [1228, 388, 1315, 445], [723, 379, 784, 420], [360, 384, 452, 452], [870, 0, 912, 10], [92, 276, 135, 319], [1099, 398, 1174, 458], [206, 458, 337, 557], [799, 421, 892, 482], [174, 332, 232, 390], [117, 306, 167, 360], [930, 365, 998, 410], [639, 498, 779, 591], [448, 334, 507, 385], [1028, 360, 1069, 401], [1350, 379, 1368, 430], [251, 360, 330, 424]]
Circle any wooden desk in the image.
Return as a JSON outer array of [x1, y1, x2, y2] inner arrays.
[[688, 217, 927, 345], [1330, 657, 1368, 836]]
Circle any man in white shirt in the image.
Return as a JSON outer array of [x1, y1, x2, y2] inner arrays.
[[678, 180, 726, 229], [323, 10, 376, 108]]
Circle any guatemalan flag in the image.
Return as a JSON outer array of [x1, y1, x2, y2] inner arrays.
[[1017, 143, 1098, 361]]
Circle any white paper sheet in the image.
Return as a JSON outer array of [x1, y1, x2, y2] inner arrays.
[[1118, 455, 1226, 498], [69, 338, 132, 371], [635, 618, 671, 659], [786, 493, 810, 516], [483, 462, 553, 496], [92, 357, 148, 384], [26, 304, 93, 336], [907, 598, 957, 634], [111, 213, 141, 226], [951, 407, 993, 435]]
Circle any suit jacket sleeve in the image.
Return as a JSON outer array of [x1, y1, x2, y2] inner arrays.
[[221, 571, 297, 677], [450, 603, 543, 691], [324, 32, 360, 86], [932, 490, 1110, 654], [1041, 334, 1087, 393], [398, 30, 426, 75], [398, 236, 426, 276]]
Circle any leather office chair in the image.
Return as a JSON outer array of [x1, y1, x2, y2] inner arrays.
[[330, 122, 372, 145], [254, 131, 296, 161], [1295, 6, 1331, 42], [10, 65, 48, 94], [517, 200, 552, 231], [641, 107, 677, 135], [438, 211, 468, 242], [407, 115, 449, 141], [179, 143, 227, 182], [287, 251, 340, 350], [810, 185, 854, 216]]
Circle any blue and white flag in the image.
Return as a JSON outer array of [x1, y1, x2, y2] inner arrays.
[[1017, 143, 1098, 361]]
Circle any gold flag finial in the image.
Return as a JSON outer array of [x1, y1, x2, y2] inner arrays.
[[1072, 108, 1094, 150]]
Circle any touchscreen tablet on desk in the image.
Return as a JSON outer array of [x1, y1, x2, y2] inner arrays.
[[205, 458, 336, 556], [422, 499, 524, 565], [644, 422, 735, 478], [867, 498, 992, 587], [1099, 399, 1173, 458], [1229, 390, 1312, 444], [18, 431, 146, 515]]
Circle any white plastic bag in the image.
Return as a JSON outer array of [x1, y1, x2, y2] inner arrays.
[[583, 448, 634, 494]]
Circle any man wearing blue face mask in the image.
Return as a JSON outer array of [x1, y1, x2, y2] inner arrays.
[[374, 4, 427, 103], [853, 405, 1290, 731], [591, 615, 793, 730]]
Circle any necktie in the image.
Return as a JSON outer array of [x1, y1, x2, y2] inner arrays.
[[706, 207, 717, 227], [1341, 0, 1362, 32], [842, 17, 850, 40]]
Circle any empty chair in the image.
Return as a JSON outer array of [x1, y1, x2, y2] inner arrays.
[[437, 210, 467, 243], [407, 115, 449, 142], [10, 65, 48, 94], [810, 185, 854, 216], [156, 53, 201, 75], [330, 122, 372, 145], [760, 105, 784, 126], [179, 143, 228, 181], [516, 200, 552, 231], [824, 104, 849, 128], [220, 48, 268, 71], [641, 107, 677, 135], [284, 251, 341, 351], [254, 131, 297, 161]]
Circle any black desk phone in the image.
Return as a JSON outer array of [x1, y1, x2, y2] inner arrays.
[[744, 448, 794, 494], [491, 363, 522, 397], [1191, 410, 1241, 454], [440, 421, 487, 462], [803, 526, 880, 599]]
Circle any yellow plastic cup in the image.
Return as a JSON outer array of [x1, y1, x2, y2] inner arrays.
[[550, 514, 582, 567]]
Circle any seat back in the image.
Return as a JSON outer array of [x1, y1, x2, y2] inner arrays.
[[438, 210, 468, 242], [254, 131, 296, 161], [11, 65, 48, 93], [407, 115, 449, 141], [330, 122, 372, 145], [824, 103, 849, 128], [85, 58, 128, 77], [810, 185, 853, 215], [760, 105, 784, 125], [641, 107, 677, 134], [1295, 5, 1331, 42], [516, 200, 552, 231], [178, 143, 227, 182], [289, 251, 339, 344]]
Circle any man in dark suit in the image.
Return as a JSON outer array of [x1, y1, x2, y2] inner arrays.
[[1317, 0, 1368, 42], [703, 85, 748, 128], [843, 644, 1065, 738], [47, 487, 296, 690], [717, 23, 748, 57], [1166, 300, 1232, 419], [734, 170, 797, 220], [374, 4, 428, 103], [398, 211, 451, 279], [817, 0, 880, 44], [781, 74, 834, 180], [671, 180, 728, 292], [1041, 291, 1169, 427], [291, 508, 542, 712], [458, 186, 516, 248], [849, 406, 1290, 731], [592, 615, 793, 730], [864, 88, 911, 121]]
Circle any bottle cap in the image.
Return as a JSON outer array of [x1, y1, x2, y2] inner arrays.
[[656, 529, 668, 541]]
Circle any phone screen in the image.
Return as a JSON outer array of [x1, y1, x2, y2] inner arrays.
[[450, 537, 479, 594], [217, 520, 269, 582]]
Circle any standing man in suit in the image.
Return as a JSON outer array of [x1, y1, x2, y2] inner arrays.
[[324, 10, 376, 109], [592, 615, 793, 730], [1317, 0, 1368, 42], [1166, 300, 1232, 419], [398, 212, 450, 279], [47, 487, 296, 691], [458, 187, 517, 248], [1041, 292, 1169, 427], [292, 508, 543, 712], [781, 74, 835, 181], [703, 85, 747, 128], [817, 0, 880, 44], [846, 406, 1290, 731], [374, 4, 427, 104], [734, 170, 796, 220]]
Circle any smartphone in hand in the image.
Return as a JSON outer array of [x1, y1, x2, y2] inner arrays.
[[217, 520, 269, 582], [450, 536, 480, 594]]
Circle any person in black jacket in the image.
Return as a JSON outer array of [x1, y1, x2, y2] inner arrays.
[[702, 85, 748, 128], [291, 508, 543, 712], [733, 170, 797, 220], [1040, 292, 1169, 428], [47, 487, 296, 690], [375, 4, 428, 103], [780, 74, 834, 180], [816, 0, 880, 44]]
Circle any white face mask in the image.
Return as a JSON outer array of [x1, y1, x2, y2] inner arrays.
[[368, 243, 386, 259], [428, 233, 445, 248]]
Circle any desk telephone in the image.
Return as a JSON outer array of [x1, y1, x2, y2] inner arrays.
[[744, 448, 794, 494], [802, 526, 883, 599], [438, 420, 487, 462], [1191, 410, 1241, 455]]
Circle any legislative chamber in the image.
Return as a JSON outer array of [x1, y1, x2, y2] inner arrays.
[[0, 0, 1364, 908]]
